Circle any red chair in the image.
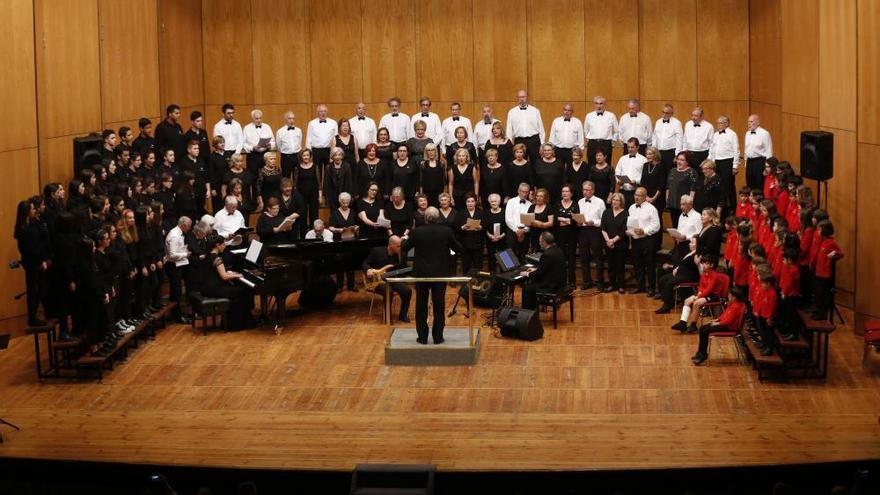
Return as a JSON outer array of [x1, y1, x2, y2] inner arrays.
[[707, 315, 746, 364], [696, 273, 731, 327], [863, 324, 880, 370]]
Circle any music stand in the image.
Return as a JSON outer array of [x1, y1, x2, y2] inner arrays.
[[0, 334, 20, 443]]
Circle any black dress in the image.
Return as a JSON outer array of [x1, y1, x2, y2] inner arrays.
[[224, 168, 256, 207], [437, 208, 458, 235], [588, 164, 615, 204], [334, 135, 357, 167], [480, 163, 507, 204], [483, 139, 513, 168], [534, 159, 564, 203], [641, 161, 667, 213], [506, 162, 533, 198], [565, 162, 590, 192], [386, 201, 414, 236], [419, 161, 446, 207], [329, 207, 358, 241], [482, 208, 506, 273], [355, 160, 387, 198], [696, 224, 724, 258], [390, 160, 418, 199], [357, 197, 385, 239], [446, 141, 478, 167], [694, 174, 726, 213], [324, 162, 353, 209], [527, 204, 552, 250], [256, 166, 283, 203], [256, 213, 293, 244], [456, 208, 484, 273], [376, 143, 394, 170], [601, 208, 629, 289], [555, 200, 579, 284], [201, 253, 255, 330], [450, 163, 476, 207], [406, 137, 433, 163]]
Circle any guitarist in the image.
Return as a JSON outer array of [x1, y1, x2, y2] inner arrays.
[[363, 235, 412, 323]]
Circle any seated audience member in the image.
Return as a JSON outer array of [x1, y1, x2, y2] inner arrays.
[[520, 232, 567, 310], [363, 235, 411, 322], [667, 194, 702, 259], [655, 237, 700, 314], [305, 219, 334, 242], [691, 287, 746, 365], [671, 254, 726, 334]]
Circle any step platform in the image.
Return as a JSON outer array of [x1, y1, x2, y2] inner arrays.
[[385, 326, 481, 366]]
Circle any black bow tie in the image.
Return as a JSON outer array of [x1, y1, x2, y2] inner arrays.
[[663, 119, 670, 124], [391, 113, 399, 117], [584, 198, 591, 203], [224, 121, 232, 125], [720, 130, 726, 134], [694, 123, 701, 127], [629, 113, 637, 118], [417, 113, 426, 118], [682, 212, 688, 217], [629, 154, 636, 158], [453, 117, 459, 121], [636, 204, 642, 208], [255, 125, 262, 129], [519, 106, 527, 110], [287, 126, 294, 131], [483, 118, 491, 124], [564, 118, 570, 122], [750, 131, 756, 134], [358, 116, 365, 120], [596, 112, 603, 116], [520, 199, 526, 204], [319, 120, 326, 124]]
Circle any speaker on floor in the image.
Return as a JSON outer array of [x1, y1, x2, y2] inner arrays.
[[800, 130, 834, 181], [498, 306, 543, 341], [73, 133, 104, 176]]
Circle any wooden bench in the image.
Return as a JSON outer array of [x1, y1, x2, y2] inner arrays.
[[740, 327, 783, 381]]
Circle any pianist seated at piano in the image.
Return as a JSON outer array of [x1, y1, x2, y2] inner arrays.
[[305, 219, 334, 242], [215, 196, 246, 240], [363, 235, 412, 323], [520, 232, 567, 310], [256, 196, 299, 244], [203, 233, 257, 330]]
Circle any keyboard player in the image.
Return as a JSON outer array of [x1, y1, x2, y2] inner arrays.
[[203, 233, 257, 330], [363, 236, 412, 323]]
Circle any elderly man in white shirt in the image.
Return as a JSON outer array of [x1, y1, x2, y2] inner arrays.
[[577, 181, 607, 290], [305, 219, 334, 242], [709, 115, 740, 210], [164, 216, 193, 323], [378, 96, 411, 145], [214, 196, 246, 240], [683, 106, 713, 172], [626, 187, 661, 295], [213, 103, 244, 158], [506, 89, 545, 165], [242, 108, 275, 175], [306, 104, 338, 173], [652, 103, 683, 173], [668, 194, 702, 258], [505, 182, 532, 259], [275, 111, 302, 178], [349, 102, 377, 153], [615, 138, 648, 207], [618, 99, 652, 156], [584, 95, 618, 165], [549, 103, 584, 167], [744, 114, 774, 190], [473, 105, 500, 151], [409, 97, 444, 145]]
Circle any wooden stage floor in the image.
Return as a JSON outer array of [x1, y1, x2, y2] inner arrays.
[[1, 290, 879, 472]]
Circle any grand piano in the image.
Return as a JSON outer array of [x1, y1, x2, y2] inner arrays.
[[230, 237, 387, 331]]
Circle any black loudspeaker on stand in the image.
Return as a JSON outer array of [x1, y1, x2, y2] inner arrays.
[[800, 130, 834, 208], [73, 133, 104, 176], [497, 306, 544, 341]]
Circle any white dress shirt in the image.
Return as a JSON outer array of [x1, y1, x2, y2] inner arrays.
[[652, 117, 683, 152], [165, 226, 189, 267], [473, 118, 500, 149], [349, 116, 377, 148], [577, 195, 606, 227], [744, 126, 773, 159], [583, 111, 618, 140], [549, 116, 584, 149], [618, 112, 653, 146], [242, 123, 275, 153], [505, 197, 532, 232], [709, 128, 741, 169], [213, 118, 244, 154], [214, 208, 245, 239], [378, 112, 411, 143], [275, 125, 302, 154], [305, 228, 334, 242], [441, 115, 474, 147], [506, 105, 545, 142], [615, 153, 647, 191], [683, 120, 713, 152], [676, 208, 702, 240], [410, 112, 444, 145], [627, 201, 661, 238], [305, 118, 338, 149]]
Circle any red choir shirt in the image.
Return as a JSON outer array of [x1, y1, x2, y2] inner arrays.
[[752, 284, 778, 319], [736, 202, 755, 221], [697, 269, 728, 298], [764, 176, 778, 200], [748, 266, 761, 304], [814, 237, 843, 279], [717, 300, 746, 331], [799, 227, 815, 266], [808, 229, 823, 269], [779, 263, 801, 297], [724, 230, 739, 262], [785, 200, 801, 232], [774, 190, 790, 217], [733, 257, 751, 286]]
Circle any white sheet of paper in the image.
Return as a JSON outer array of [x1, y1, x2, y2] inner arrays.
[[520, 213, 535, 226], [572, 213, 587, 226]]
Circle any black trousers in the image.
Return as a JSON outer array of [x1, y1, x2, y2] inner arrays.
[[631, 237, 656, 291], [554, 147, 573, 167], [514, 135, 541, 165], [781, 295, 801, 336], [312, 147, 331, 176], [416, 281, 447, 342], [557, 228, 578, 286], [461, 247, 483, 274], [697, 324, 732, 355], [621, 189, 635, 208], [658, 272, 695, 307], [799, 265, 813, 306], [814, 276, 833, 319], [687, 150, 709, 174], [507, 228, 529, 261], [578, 227, 604, 286], [605, 246, 627, 289], [668, 208, 682, 230], [522, 283, 540, 310], [165, 263, 187, 318], [280, 152, 300, 179], [587, 139, 612, 165], [116, 274, 133, 321], [745, 156, 766, 191], [23, 265, 46, 324], [756, 316, 773, 350], [714, 158, 735, 213], [300, 187, 320, 238], [377, 282, 412, 321], [659, 149, 676, 176], [246, 151, 266, 177], [486, 239, 504, 273]]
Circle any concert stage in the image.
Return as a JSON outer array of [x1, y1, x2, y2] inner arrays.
[[1, 291, 879, 475]]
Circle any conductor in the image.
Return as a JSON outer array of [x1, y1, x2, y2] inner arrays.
[[401, 207, 463, 345], [521, 232, 567, 310]]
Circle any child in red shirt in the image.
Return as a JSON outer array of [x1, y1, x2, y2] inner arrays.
[[735, 187, 754, 221], [753, 272, 778, 356], [672, 255, 728, 334], [779, 248, 802, 341], [723, 216, 738, 266], [811, 220, 844, 321], [692, 287, 746, 365]]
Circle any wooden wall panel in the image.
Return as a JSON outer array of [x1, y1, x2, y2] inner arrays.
[[780, 0, 818, 117], [0, 149, 40, 319], [821, 128, 856, 296], [585, 0, 638, 100], [417, 0, 474, 102], [0, 0, 37, 152], [38, 136, 74, 188], [202, 0, 253, 105], [856, 143, 880, 318], [697, 0, 748, 101], [473, 0, 528, 102], [749, 0, 781, 104], [748, 102, 781, 153], [639, 0, 697, 102], [308, 0, 363, 103], [527, 0, 584, 102], [34, 0, 102, 138], [99, 0, 161, 124], [159, 0, 203, 108], [253, 0, 310, 105], [362, 0, 416, 104], [818, 0, 856, 131], [780, 113, 818, 169], [858, 0, 880, 144]]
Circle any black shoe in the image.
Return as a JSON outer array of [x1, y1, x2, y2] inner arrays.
[[28, 319, 47, 327], [652, 293, 663, 300], [655, 305, 672, 314], [602, 286, 614, 293], [398, 315, 410, 323], [433, 337, 445, 345], [646, 290, 655, 297], [416, 338, 428, 345], [628, 288, 644, 294], [692, 353, 707, 365], [177, 315, 193, 325], [671, 320, 687, 331], [582, 282, 596, 290], [760, 346, 774, 356], [685, 323, 698, 334], [618, 287, 626, 294], [783, 333, 798, 341]]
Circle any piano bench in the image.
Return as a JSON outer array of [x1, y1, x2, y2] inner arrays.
[[536, 287, 575, 329], [189, 293, 231, 335]]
